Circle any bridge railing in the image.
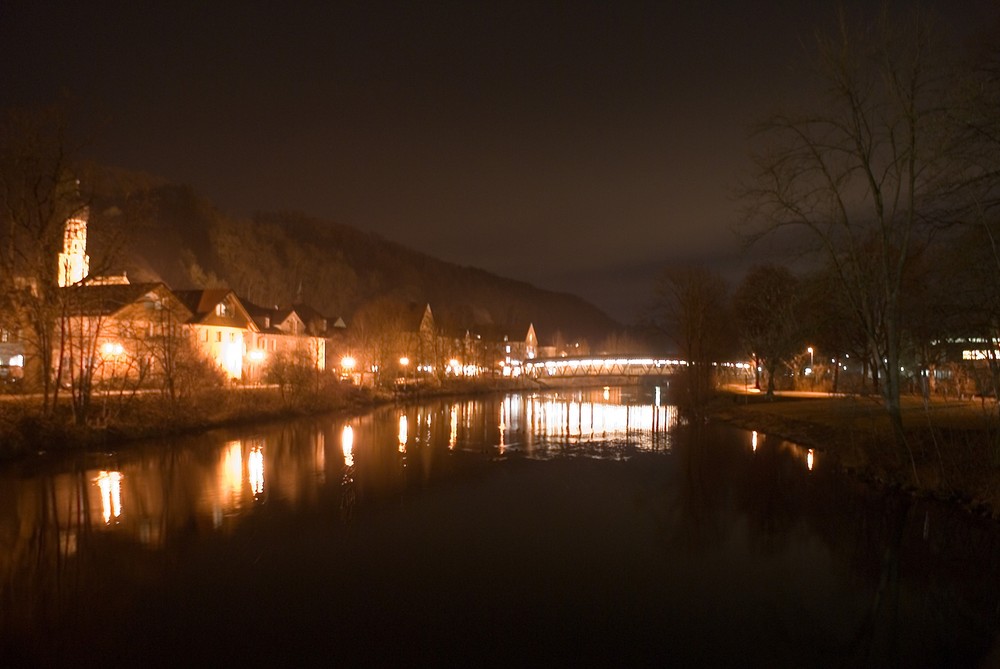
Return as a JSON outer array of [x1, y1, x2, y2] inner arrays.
[[522, 356, 688, 378]]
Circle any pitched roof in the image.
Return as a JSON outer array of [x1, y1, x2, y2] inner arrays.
[[172, 288, 235, 317], [61, 282, 182, 318], [171, 288, 256, 329]]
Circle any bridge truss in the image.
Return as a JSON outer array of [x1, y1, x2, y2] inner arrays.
[[523, 356, 687, 378]]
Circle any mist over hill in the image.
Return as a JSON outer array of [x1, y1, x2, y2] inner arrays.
[[82, 167, 621, 345]]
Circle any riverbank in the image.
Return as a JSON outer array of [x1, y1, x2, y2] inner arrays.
[[0, 376, 531, 460], [709, 387, 1000, 516]]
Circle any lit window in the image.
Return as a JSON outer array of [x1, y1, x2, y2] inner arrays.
[[215, 331, 222, 343]]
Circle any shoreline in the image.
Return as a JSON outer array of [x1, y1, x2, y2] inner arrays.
[[707, 388, 1000, 519]]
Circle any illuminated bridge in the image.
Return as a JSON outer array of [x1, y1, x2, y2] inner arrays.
[[521, 355, 688, 379]]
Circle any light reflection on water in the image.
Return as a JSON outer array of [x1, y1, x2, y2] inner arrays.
[[1, 385, 998, 666]]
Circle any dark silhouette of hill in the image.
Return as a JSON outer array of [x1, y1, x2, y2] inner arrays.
[[83, 169, 620, 344]]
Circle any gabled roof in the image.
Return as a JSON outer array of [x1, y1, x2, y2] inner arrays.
[[172, 288, 256, 330], [401, 302, 434, 332], [61, 282, 189, 319], [292, 303, 347, 334]]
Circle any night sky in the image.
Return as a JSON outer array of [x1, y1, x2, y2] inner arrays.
[[3, 1, 997, 322]]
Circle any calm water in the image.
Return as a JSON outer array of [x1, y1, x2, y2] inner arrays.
[[2, 385, 999, 667]]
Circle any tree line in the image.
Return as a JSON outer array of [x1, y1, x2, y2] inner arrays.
[[651, 7, 1000, 450]]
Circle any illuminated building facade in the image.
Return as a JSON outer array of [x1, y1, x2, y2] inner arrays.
[[57, 207, 90, 287], [173, 289, 258, 380]]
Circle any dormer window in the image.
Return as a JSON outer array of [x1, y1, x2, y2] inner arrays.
[[215, 300, 233, 318]]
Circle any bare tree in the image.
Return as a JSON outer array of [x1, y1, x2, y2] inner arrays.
[[0, 105, 86, 414], [651, 266, 731, 411], [732, 264, 801, 398], [741, 7, 953, 452]]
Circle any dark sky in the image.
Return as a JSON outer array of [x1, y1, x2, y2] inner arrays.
[[3, 1, 997, 322]]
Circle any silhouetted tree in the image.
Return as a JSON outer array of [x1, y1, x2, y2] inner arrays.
[[741, 6, 953, 458], [652, 266, 731, 411], [732, 264, 801, 398]]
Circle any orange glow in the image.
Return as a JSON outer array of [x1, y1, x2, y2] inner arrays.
[[498, 401, 507, 454], [96, 470, 123, 524], [398, 414, 408, 453], [807, 449, 815, 471], [342, 425, 354, 467], [248, 445, 264, 495], [751, 431, 758, 453], [449, 406, 457, 450], [222, 440, 243, 502]]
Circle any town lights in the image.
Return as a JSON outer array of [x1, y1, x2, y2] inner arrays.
[[248, 350, 266, 363], [399, 356, 409, 367], [341, 356, 356, 371]]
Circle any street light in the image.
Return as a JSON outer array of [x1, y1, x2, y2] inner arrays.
[[807, 346, 814, 373]]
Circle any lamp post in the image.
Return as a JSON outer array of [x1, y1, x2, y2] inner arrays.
[[807, 346, 814, 371]]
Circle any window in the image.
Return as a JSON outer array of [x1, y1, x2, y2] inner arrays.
[[203, 330, 209, 342], [215, 301, 231, 318], [215, 331, 222, 343], [229, 332, 235, 342]]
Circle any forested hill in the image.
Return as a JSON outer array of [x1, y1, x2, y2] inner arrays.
[[84, 170, 620, 344]]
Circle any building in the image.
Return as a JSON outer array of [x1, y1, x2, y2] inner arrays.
[[173, 289, 258, 380], [57, 282, 193, 387], [243, 301, 329, 381]]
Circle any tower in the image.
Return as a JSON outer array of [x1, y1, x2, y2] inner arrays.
[[57, 206, 90, 287]]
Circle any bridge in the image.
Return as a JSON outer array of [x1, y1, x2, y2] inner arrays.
[[521, 355, 689, 379]]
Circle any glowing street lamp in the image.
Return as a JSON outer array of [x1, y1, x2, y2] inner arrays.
[[341, 356, 356, 372]]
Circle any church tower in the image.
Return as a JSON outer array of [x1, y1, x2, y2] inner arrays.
[[57, 206, 90, 287]]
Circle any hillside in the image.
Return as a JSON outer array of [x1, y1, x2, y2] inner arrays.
[[82, 170, 621, 345]]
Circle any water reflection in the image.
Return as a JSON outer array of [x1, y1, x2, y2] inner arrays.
[[95, 470, 123, 525], [1, 385, 999, 667], [248, 444, 265, 498], [342, 425, 354, 468], [398, 415, 408, 453]]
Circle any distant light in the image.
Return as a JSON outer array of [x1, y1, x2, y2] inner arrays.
[[9, 354, 23, 367], [399, 356, 409, 366], [248, 350, 266, 363], [341, 356, 356, 370]]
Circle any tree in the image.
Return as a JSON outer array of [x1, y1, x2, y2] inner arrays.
[[0, 105, 86, 414], [741, 7, 952, 450], [651, 266, 731, 411], [732, 264, 801, 398], [348, 296, 408, 387]]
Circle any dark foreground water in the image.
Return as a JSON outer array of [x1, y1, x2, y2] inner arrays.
[[2, 386, 1000, 667]]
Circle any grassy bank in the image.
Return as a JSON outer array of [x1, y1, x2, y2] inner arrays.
[[709, 389, 1000, 516], [0, 376, 532, 460], [0, 383, 379, 458]]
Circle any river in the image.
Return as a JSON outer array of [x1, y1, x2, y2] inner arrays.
[[1, 385, 999, 667]]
